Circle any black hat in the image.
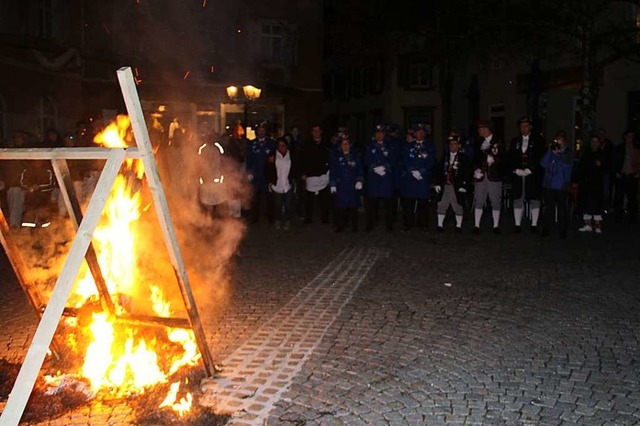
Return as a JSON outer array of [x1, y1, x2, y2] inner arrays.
[[447, 134, 461, 143], [518, 116, 533, 125], [411, 123, 426, 132], [374, 124, 385, 133]]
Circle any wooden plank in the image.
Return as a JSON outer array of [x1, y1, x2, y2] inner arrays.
[[117, 66, 216, 377], [0, 149, 126, 426], [0, 147, 140, 160], [58, 307, 191, 329], [51, 159, 116, 315]]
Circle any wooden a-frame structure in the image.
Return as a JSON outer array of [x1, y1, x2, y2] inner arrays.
[[0, 67, 215, 426]]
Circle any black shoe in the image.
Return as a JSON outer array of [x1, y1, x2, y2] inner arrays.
[[420, 227, 429, 233], [436, 226, 444, 233], [559, 230, 567, 240], [335, 227, 344, 233], [365, 225, 373, 232], [402, 226, 410, 232], [513, 226, 521, 234], [540, 229, 549, 238], [472, 227, 480, 234], [493, 227, 501, 235], [455, 227, 462, 234], [530, 226, 538, 234]]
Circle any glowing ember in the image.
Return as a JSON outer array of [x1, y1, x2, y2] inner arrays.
[[159, 381, 193, 417]]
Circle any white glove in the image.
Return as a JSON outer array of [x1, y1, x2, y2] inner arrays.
[[355, 181, 363, 190], [247, 173, 254, 181], [514, 169, 524, 177], [458, 187, 467, 193], [330, 186, 337, 194], [374, 166, 386, 176], [523, 168, 532, 176], [411, 170, 423, 180], [268, 184, 274, 192], [474, 169, 484, 180], [434, 185, 442, 194], [486, 155, 495, 165]]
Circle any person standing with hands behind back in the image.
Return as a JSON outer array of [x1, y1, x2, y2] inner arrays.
[[540, 130, 574, 239]]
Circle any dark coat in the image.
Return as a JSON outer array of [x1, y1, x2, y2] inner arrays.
[[364, 140, 397, 199], [435, 150, 471, 204], [473, 137, 505, 182], [300, 140, 330, 177], [329, 150, 363, 209], [574, 148, 606, 193], [246, 137, 276, 190], [400, 140, 436, 199], [508, 134, 545, 200]]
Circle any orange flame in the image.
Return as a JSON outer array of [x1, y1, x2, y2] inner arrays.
[[70, 116, 199, 415]]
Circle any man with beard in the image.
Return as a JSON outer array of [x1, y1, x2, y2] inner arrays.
[[508, 116, 545, 233]]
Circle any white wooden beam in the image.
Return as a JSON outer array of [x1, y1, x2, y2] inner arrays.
[[116, 66, 216, 377], [0, 149, 126, 426], [0, 147, 139, 160]]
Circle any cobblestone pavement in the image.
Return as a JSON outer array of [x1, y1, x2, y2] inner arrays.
[[1, 218, 640, 425]]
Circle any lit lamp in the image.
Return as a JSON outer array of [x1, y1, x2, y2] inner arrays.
[[226, 84, 262, 133]]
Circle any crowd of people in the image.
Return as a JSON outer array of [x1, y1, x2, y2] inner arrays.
[[1, 117, 639, 240], [237, 118, 640, 238]]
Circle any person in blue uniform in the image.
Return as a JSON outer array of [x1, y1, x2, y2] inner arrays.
[[400, 123, 436, 232], [329, 134, 363, 232], [246, 123, 276, 223], [365, 124, 397, 231]]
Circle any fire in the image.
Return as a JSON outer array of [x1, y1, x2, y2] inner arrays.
[[159, 380, 193, 417], [67, 116, 199, 415]]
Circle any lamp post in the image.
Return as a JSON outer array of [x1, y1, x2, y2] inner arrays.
[[226, 84, 262, 133]]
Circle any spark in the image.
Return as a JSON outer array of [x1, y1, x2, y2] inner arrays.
[[103, 22, 110, 35], [210, 65, 215, 73], [134, 67, 139, 77], [214, 142, 224, 154], [198, 143, 207, 155], [183, 70, 190, 80], [202, 0, 207, 6]]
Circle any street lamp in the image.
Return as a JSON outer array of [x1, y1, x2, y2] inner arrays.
[[226, 84, 262, 133]]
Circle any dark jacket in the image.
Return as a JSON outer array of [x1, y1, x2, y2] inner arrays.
[[613, 142, 640, 176], [574, 148, 607, 193], [435, 150, 471, 204], [400, 140, 436, 199], [364, 139, 397, 199], [246, 137, 276, 190], [300, 139, 330, 177], [474, 136, 505, 182], [508, 134, 545, 200], [329, 149, 363, 209]]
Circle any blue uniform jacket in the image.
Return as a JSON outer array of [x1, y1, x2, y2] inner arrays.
[[365, 140, 396, 198], [401, 140, 436, 199], [330, 150, 363, 209], [541, 148, 574, 191], [246, 138, 276, 191]]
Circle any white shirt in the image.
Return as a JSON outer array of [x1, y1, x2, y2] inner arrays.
[[449, 152, 457, 164], [273, 150, 292, 193], [480, 134, 493, 151], [521, 135, 529, 153], [306, 172, 329, 193]]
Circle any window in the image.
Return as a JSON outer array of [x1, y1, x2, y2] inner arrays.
[[261, 23, 284, 65], [40, 96, 57, 136], [633, 4, 640, 42], [409, 63, 433, 89], [37, 0, 55, 39]]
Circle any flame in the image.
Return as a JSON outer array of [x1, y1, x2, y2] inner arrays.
[[67, 116, 199, 415], [160, 381, 193, 417]]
